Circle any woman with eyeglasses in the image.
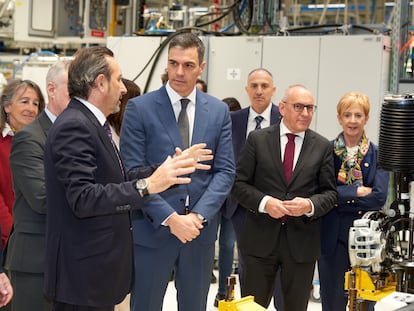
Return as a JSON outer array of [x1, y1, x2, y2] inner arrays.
[[0, 79, 45, 249], [318, 92, 389, 311]]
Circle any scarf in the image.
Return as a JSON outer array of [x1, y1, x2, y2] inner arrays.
[[334, 131, 369, 186]]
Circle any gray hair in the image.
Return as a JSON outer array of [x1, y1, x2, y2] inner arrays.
[[281, 84, 309, 102], [46, 59, 71, 84], [0, 79, 45, 131]]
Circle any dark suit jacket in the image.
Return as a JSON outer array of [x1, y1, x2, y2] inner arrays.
[[120, 86, 235, 247], [222, 104, 281, 219], [44, 99, 144, 307], [232, 124, 337, 263], [5, 111, 51, 274]]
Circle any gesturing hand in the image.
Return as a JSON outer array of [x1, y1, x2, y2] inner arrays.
[[175, 143, 214, 171], [147, 153, 196, 195]]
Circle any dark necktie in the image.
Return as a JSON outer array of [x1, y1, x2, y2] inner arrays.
[[103, 121, 125, 177], [255, 115, 264, 130], [283, 133, 296, 183], [178, 98, 190, 149]]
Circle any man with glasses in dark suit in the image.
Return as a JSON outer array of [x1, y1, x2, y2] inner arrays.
[[232, 84, 337, 311]]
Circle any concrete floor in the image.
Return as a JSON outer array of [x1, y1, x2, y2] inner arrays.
[[162, 271, 322, 311]]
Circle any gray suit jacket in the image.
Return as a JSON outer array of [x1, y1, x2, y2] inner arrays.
[[5, 111, 52, 273]]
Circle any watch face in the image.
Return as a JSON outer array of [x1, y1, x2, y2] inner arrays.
[[137, 179, 147, 189]]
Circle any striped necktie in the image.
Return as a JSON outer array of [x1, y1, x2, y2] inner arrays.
[[255, 115, 264, 129], [103, 121, 125, 177]]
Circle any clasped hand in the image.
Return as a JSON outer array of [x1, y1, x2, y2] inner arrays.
[[166, 212, 204, 243], [265, 197, 312, 219]]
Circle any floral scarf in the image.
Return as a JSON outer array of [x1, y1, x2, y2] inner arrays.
[[334, 131, 370, 186]]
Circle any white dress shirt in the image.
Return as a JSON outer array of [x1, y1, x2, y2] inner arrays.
[[258, 119, 314, 216], [166, 82, 196, 146], [246, 103, 273, 137]]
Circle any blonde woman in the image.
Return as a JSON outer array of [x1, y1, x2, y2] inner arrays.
[[319, 92, 389, 311]]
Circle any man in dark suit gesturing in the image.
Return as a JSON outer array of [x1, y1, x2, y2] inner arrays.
[[44, 46, 207, 311], [232, 84, 337, 311]]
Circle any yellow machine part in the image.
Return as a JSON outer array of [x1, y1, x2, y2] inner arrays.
[[344, 268, 396, 302], [218, 296, 267, 311]]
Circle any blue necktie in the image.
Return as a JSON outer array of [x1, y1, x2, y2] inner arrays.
[[255, 115, 264, 129]]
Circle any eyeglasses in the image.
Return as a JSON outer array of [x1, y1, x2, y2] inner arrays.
[[288, 103, 317, 113]]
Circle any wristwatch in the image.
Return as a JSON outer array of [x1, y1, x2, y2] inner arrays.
[[135, 179, 149, 198]]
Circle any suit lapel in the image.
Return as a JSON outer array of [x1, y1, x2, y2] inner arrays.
[[192, 93, 209, 145], [232, 108, 249, 158], [270, 104, 281, 125], [70, 99, 121, 168], [290, 130, 315, 183], [155, 89, 183, 147], [265, 126, 285, 182], [240, 109, 249, 141], [38, 111, 53, 139]]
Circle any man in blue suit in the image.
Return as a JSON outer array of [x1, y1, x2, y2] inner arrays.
[[220, 68, 283, 309], [120, 32, 235, 311]]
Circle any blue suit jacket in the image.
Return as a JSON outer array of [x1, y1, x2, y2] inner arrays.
[[320, 141, 389, 257], [120, 86, 235, 247], [221, 104, 281, 219]]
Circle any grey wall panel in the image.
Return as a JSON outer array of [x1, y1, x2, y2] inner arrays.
[[207, 36, 263, 106], [107, 36, 167, 92], [318, 35, 390, 143], [263, 36, 320, 130], [108, 35, 390, 144]]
